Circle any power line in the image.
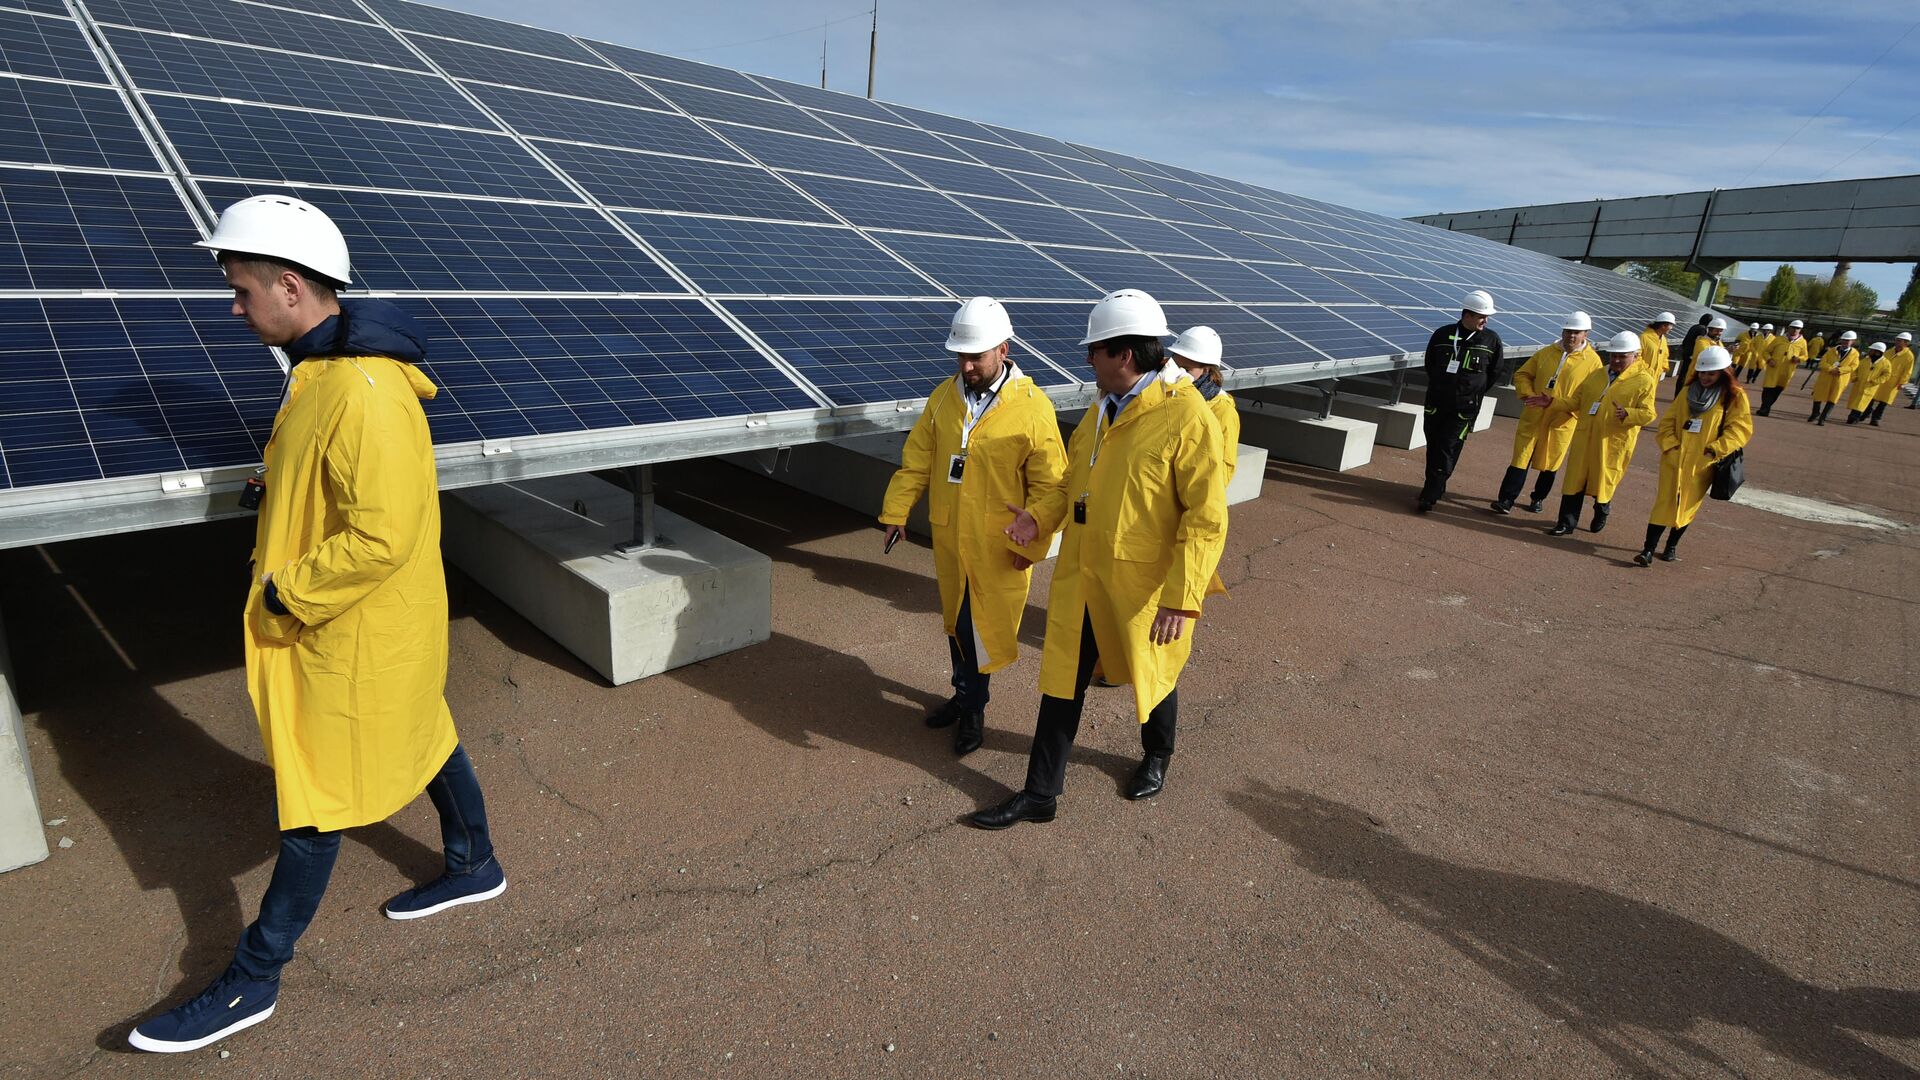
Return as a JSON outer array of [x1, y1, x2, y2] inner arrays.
[[1734, 16, 1920, 188], [1815, 104, 1920, 181], [673, 9, 870, 54]]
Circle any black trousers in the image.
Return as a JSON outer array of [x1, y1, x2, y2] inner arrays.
[[1497, 465, 1555, 505], [946, 586, 990, 710], [1024, 610, 1176, 798], [1419, 409, 1475, 504], [1869, 400, 1889, 422], [1758, 385, 1784, 413]]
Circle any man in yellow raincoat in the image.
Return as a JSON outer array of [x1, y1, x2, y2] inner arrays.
[[1168, 325, 1239, 484], [1872, 331, 1914, 423], [1638, 312, 1675, 385], [970, 290, 1227, 828], [1755, 319, 1808, 416], [1731, 322, 1761, 380], [1808, 330, 1860, 425], [879, 297, 1065, 755], [130, 197, 502, 1054], [1546, 332, 1658, 536], [1636, 346, 1752, 565], [1489, 311, 1598, 515], [1844, 342, 1890, 424]]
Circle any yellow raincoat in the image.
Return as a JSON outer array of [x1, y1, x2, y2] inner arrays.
[[1876, 345, 1915, 405], [1806, 336, 1826, 363], [1692, 335, 1726, 361], [1811, 347, 1859, 405], [880, 368, 1066, 674], [1848, 353, 1890, 412], [1207, 390, 1240, 485], [1507, 342, 1601, 470], [1637, 329, 1670, 382], [1765, 335, 1808, 389], [1030, 373, 1227, 724], [1732, 330, 1762, 372], [1556, 365, 1657, 503], [1651, 382, 1754, 528], [248, 339, 458, 833]]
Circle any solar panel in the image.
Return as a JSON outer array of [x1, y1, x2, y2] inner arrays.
[[1107, 188, 1211, 225], [936, 137, 1076, 181], [618, 213, 936, 297], [1172, 305, 1329, 369], [1008, 174, 1143, 216], [878, 102, 1011, 147], [0, 9, 112, 83], [749, 73, 902, 125], [1078, 212, 1222, 258], [1173, 223, 1291, 263], [783, 174, 1002, 238], [952, 195, 1126, 249], [1001, 301, 1095, 373], [0, 168, 221, 290], [1037, 246, 1222, 302], [468, 85, 746, 161], [0, 80, 158, 171], [878, 153, 1039, 202], [1250, 262, 1373, 305], [1335, 305, 1439, 351], [590, 40, 778, 100], [641, 80, 843, 139], [1264, 307, 1398, 359], [866, 232, 1098, 301], [410, 36, 669, 111], [81, 0, 424, 69], [712, 124, 915, 185], [361, 0, 603, 64], [538, 143, 834, 222], [803, 112, 969, 162], [1159, 257, 1312, 305]]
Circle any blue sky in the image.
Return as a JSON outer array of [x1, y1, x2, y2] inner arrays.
[[440, 0, 1919, 301]]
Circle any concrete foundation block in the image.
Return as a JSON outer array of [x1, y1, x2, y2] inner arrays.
[[1338, 380, 1497, 433], [0, 609, 49, 874], [1225, 443, 1267, 504], [1234, 398, 1376, 471], [443, 476, 770, 686], [1245, 387, 1425, 450], [1492, 383, 1526, 418]]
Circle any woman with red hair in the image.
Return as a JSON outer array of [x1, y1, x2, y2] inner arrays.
[[1636, 345, 1753, 566]]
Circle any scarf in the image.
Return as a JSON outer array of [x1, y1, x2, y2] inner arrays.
[[1195, 375, 1223, 402], [1686, 380, 1722, 417]]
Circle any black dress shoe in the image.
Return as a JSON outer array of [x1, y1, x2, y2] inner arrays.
[[1415, 500, 1434, 514], [1633, 549, 1655, 567], [1658, 547, 1681, 563], [1125, 755, 1168, 800], [1547, 523, 1575, 536], [953, 709, 983, 755], [1523, 499, 1545, 514], [966, 792, 1056, 830], [1488, 500, 1512, 515], [1589, 508, 1609, 534], [925, 696, 964, 729]]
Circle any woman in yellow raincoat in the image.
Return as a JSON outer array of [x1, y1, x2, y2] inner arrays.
[[1844, 343, 1890, 424], [1636, 346, 1753, 566], [971, 290, 1226, 829], [1808, 331, 1860, 424], [879, 297, 1065, 754], [1869, 332, 1914, 424], [1755, 321, 1808, 416], [1491, 312, 1599, 514], [1546, 332, 1658, 536]]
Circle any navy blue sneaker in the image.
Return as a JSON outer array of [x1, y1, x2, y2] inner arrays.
[[128, 967, 277, 1053], [383, 859, 506, 921]]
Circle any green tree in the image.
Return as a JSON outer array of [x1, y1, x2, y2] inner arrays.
[[1759, 265, 1801, 309], [1801, 276, 1880, 318], [1626, 261, 1731, 303], [1895, 264, 1920, 323]]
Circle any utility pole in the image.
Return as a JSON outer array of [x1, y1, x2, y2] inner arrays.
[[866, 1, 877, 99]]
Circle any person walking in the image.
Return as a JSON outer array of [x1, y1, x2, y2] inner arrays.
[[973, 290, 1227, 827], [1755, 319, 1807, 416], [1547, 332, 1658, 536], [879, 297, 1066, 755], [1490, 311, 1598, 514], [1809, 330, 1860, 425], [1635, 346, 1752, 566], [1873, 331, 1913, 422], [129, 196, 504, 1053], [1639, 312, 1676, 385], [1416, 290, 1505, 513], [1675, 313, 1715, 389], [1168, 325, 1239, 484], [1844, 342, 1891, 424]]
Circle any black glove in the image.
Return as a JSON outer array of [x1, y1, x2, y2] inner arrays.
[[264, 579, 290, 617]]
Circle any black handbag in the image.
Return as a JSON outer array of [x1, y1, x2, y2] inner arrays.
[[1710, 447, 1745, 500]]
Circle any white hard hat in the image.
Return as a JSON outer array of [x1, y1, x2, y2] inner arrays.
[[1604, 331, 1641, 355], [1653, 311, 1676, 325], [1461, 289, 1496, 316], [1709, 317, 1728, 331], [1694, 346, 1733, 372], [196, 194, 352, 285], [1079, 288, 1170, 345], [1168, 325, 1223, 368], [1561, 310, 1592, 332], [1899, 331, 1913, 341], [945, 295, 1012, 353], [1869, 341, 1886, 353], [1789, 320, 1804, 328], [1748, 322, 1760, 330], [1840, 330, 1857, 340], [1761, 323, 1774, 331]]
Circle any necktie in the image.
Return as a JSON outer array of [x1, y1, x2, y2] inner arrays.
[[1105, 400, 1118, 424]]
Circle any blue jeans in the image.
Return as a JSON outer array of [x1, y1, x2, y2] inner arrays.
[[946, 586, 990, 710], [232, 744, 493, 982]]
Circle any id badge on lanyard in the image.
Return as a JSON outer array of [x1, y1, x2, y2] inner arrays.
[[1685, 418, 1703, 433], [950, 375, 1004, 484]]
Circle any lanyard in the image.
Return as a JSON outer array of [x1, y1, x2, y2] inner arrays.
[[957, 365, 1010, 453]]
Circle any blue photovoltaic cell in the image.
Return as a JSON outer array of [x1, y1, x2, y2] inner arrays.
[[147, 96, 577, 201], [617, 212, 935, 297], [1249, 262, 1372, 305], [803, 112, 968, 162], [1158, 257, 1312, 305], [0, 10, 110, 83], [1073, 144, 1175, 181], [0, 297, 280, 488], [195, 180, 683, 294], [106, 29, 494, 128], [0, 168, 222, 291], [410, 36, 667, 111], [868, 232, 1098, 301], [750, 74, 902, 124], [641, 80, 842, 140], [592, 41, 777, 99], [783, 173, 1002, 239], [1173, 223, 1288, 263], [937, 136, 1075, 180], [362, 0, 602, 64], [1078, 211, 1222, 257], [402, 296, 816, 440], [81, 0, 423, 69], [1256, 236, 1362, 272], [953, 195, 1125, 250], [1107, 187, 1211, 225], [1010, 173, 1143, 217], [2, 0, 76, 13], [1037, 246, 1222, 302], [724, 298, 1067, 406], [980, 124, 1097, 162], [1259, 306, 1395, 359], [878, 153, 1038, 203], [0, 79, 158, 172], [1178, 203, 1276, 236], [877, 102, 1011, 147], [1043, 154, 1147, 190], [1000, 301, 1095, 374], [538, 142, 834, 222], [712, 124, 915, 185], [1324, 271, 1427, 306], [1170, 305, 1327, 368], [464, 84, 747, 162], [1336, 305, 1442, 350]]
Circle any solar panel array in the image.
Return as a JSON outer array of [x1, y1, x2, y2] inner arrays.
[[0, 0, 1700, 524]]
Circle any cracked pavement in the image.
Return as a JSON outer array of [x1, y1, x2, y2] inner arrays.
[[1, 381, 1915, 1077]]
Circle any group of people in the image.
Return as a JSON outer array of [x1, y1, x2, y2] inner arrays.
[[1420, 299, 1756, 566], [1675, 314, 1917, 425]]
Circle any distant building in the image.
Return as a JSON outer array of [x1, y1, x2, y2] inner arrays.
[[1724, 271, 1822, 305]]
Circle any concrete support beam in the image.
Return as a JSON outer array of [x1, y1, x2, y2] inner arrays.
[[1244, 386, 1426, 449], [0, 609, 49, 874], [1234, 398, 1376, 472], [442, 476, 771, 686]]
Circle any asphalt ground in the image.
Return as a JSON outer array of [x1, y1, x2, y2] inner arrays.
[[2, 374, 1915, 1078]]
